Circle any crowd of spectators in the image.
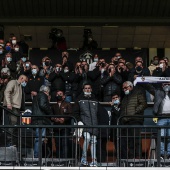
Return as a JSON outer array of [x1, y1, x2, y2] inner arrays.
[[0, 35, 170, 103], [1, 35, 170, 164]]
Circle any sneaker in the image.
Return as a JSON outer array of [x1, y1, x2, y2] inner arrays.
[[81, 157, 88, 166], [90, 160, 98, 167], [160, 155, 165, 160]]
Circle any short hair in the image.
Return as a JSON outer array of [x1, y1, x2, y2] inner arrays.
[[82, 82, 92, 89], [40, 85, 50, 93], [112, 91, 120, 97], [123, 81, 133, 88]]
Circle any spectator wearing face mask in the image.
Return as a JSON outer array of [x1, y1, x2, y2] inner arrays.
[[12, 43, 23, 63], [148, 56, 159, 75], [128, 61, 150, 83], [24, 65, 44, 102], [89, 54, 99, 71], [48, 64, 65, 101], [153, 59, 170, 77], [141, 82, 170, 159], [60, 65, 75, 102], [18, 60, 32, 78], [39, 57, 53, 86], [4, 42, 12, 53], [51, 90, 73, 158], [88, 58, 108, 101], [0, 53, 16, 79], [16, 55, 28, 75], [101, 64, 122, 102], [62, 51, 74, 72], [116, 62, 130, 83], [120, 81, 147, 159], [110, 53, 122, 66], [110, 92, 121, 158]]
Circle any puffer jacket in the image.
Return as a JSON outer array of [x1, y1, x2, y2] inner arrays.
[[32, 92, 53, 125], [74, 93, 98, 136], [101, 72, 122, 97], [120, 86, 147, 124]]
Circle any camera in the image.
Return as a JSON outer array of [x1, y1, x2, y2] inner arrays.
[[99, 62, 105, 67]]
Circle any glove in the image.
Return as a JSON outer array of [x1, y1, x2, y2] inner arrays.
[[73, 121, 84, 141]]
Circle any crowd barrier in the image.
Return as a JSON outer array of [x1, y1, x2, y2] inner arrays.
[[1, 103, 170, 168]]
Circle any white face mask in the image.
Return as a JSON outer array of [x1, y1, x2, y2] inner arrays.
[[56, 67, 61, 72], [0, 44, 4, 47], [101, 68, 105, 73], [14, 47, 19, 52], [163, 85, 170, 92], [124, 90, 130, 95], [64, 69, 69, 73], [0, 50, 3, 54], [160, 63, 164, 68], [94, 58, 98, 62], [12, 40, 17, 45], [84, 92, 91, 95], [25, 63, 30, 67], [7, 57, 12, 62], [32, 69, 37, 75]]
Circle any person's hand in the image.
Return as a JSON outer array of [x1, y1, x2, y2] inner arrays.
[[109, 68, 115, 77], [134, 75, 138, 80], [59, 118, 65, 124], [7, 105, 12, 110], [62, 57, 67, 65], [1, 60, 5, 67], [31, 91, 37, 96]]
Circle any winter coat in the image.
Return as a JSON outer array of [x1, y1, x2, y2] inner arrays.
[[120, 86, 147, 124], [32, 92, 53, 125], [74, 93, 99, 136]]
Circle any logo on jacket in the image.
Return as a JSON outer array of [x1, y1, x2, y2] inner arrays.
[[79, 51, 93, 64]]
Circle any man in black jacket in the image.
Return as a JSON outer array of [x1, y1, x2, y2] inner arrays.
[[74, 83, 109, 166], [32, 85, 53, 158]]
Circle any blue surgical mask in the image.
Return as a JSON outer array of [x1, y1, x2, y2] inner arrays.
[[114, 99, 120, 105], [5, 46, 11, 51], [21, 57, 26, 62], [21, 81, 27, 87], [124, 90, 130, 95], [163, 85, 170, 92], [94, 58, 98, 62], [7, 57, 12, 62], [32, 69, 37, 75]]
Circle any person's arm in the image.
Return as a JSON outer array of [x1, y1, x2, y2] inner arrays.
[[135, 91, 147, 115], [4, 80, 15, 109], [37, 93, 53, 115]]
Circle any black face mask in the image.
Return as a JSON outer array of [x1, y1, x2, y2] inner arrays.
[[45, 61, 50, 66], [56, 95, 62, 101], [1, 75, 8, 79], [114, 60, 118, 65], [136, 66, 142, 72]]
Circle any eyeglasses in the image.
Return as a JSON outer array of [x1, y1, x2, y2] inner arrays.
[[122, 86, 130, 90]]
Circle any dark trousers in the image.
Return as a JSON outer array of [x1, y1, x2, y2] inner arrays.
[[5, 107, 20, 145], [120, 121, 142, 159], [96, 138, 108, 162], [55, 129, 70, 158]]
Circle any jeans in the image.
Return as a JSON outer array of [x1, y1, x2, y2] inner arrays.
[[65, 96, 72, 103], [82, 132, 97, 160], [157, 118, 170, 155], [34, 128, 46, 158]]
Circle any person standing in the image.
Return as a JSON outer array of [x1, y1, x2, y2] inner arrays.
[[51, 90, 72, 158], [32, 85, 53, 158], [74, 83, 99, 166], [120, 81, 147, 159], [3, 74, 28, 146]]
